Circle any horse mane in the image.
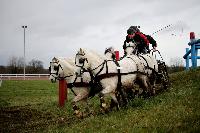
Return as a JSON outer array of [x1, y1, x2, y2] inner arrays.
[[52, 57, 76, 73], [78, 49, 106, 66], [64, 58, 75, 66], [83, 49, 105, 60]]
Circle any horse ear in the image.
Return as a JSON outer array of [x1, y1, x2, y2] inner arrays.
[[52, 57, 56, 61], [79, 48, 85, 55], [53, 57, 59, 62]]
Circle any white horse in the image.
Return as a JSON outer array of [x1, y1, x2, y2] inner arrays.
[[49, 57, 91, 118], [124, 41, 159, 94], [104, 47, 130, 106], [104, 46, 154, 99], [75, 48, 153, 111]]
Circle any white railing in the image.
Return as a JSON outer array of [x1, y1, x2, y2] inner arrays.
[[0, 74, 49, 80]]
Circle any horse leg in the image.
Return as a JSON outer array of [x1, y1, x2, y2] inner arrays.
[[72, 90, 89, 118], [115, 87, 128, 107], [109, 99, 116, 111], [99, 86, 118, 113], [152, 77, 156, 95], [98, 92, 109, 113], [126, 88, 135, 101], [150, 72, 157, 95], [72, 101, 83, 118], [146, 77, 154, 96], [110, 92, 120, 111], [137, 75, 152, 98]]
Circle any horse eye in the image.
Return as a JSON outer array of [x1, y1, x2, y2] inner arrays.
[[79, 58, 85, 64]]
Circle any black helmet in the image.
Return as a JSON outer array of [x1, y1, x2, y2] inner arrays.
[[127, 26, 140, 34]]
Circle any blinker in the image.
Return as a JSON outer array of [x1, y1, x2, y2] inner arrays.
[[79, 58, 85, 64], [54, 66, 59, 71]]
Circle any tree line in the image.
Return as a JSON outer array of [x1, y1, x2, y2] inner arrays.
[[0, 56, 48, 74], [167, 57, 185, 73], [0, 56, 185, 74]]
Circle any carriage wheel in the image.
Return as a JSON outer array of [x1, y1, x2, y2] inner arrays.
[[157, 61, 169, 90]]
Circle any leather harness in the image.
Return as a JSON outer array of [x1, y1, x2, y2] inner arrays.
[[68, 52, 157, 99]]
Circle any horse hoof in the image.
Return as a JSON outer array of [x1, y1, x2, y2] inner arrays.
[[74, 110, 83, 119], [100, 107, 109, 114], [102, 103, 107, 108]]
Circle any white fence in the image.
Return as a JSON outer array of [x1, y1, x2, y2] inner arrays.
[[0, 74, 49, 80]]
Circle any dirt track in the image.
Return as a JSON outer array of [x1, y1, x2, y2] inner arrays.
[[0, 106, 55, 132], [0, 105, 82, 132]]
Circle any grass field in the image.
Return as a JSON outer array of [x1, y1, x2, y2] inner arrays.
[[0, 68, 200, 132]]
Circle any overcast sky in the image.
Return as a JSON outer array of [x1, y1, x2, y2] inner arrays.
[[1, 0, 200, 68]]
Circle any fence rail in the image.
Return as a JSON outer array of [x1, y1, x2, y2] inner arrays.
[[0, 74, 49, 80]]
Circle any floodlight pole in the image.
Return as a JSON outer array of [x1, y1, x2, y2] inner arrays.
[[22, 26, 27, 80]]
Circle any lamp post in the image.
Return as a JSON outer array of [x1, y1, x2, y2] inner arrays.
[[22, 26, 27, 80]]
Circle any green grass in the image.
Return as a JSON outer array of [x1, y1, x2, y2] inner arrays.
[[0, 68, 200, 132], [0, 80, 56, 107]]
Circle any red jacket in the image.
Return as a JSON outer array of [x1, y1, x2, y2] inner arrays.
[[135, 32, 149, 46], [123, 32, 149, 49]]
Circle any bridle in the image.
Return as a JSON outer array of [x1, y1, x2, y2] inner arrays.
[[76, 52, 121, 82], [49, 61, 73, 80], [75, 53, 88, 68], [125, 41, 138, 55], [75, 51, 112, 79], [104, 48, 116, 60], [126, 40, 137, 48]]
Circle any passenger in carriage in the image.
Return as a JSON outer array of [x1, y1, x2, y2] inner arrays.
[[123, 26, 157, 55]]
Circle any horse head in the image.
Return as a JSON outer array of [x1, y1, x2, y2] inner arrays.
[[75, 48, 105, 75], [75, 48, 90, 75], [125, 41, 137, 55], [104, 47, 115, 60], [49, 57, 75, 83]]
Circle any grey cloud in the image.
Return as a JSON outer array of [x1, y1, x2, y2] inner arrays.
[[151, 0, 200, 17], [1, 0, 200, 68]]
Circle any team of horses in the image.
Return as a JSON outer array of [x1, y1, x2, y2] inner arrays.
[[49, 41, 169, 118]]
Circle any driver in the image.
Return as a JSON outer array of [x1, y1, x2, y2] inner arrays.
[[123, 26, 157, 55]]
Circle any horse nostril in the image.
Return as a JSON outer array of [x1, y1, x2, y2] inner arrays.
[[51, 79, 55, 83]]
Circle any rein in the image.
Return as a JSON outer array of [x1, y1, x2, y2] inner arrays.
[[49, 62, 74, 80], [152, 49, 164, 61]]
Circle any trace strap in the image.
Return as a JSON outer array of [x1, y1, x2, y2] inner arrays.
[[68, 73, 90, 96]]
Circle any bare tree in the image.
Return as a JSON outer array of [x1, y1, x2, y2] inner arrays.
[[0, 66, 7, 74], [7, 56, 25, 74], [17, 57, 25, 73], [7, 56, 18, 73], [5, 57, 45, 74], [169, 57, 184, 73], [27, 59, 44, 73], [170, 57, 184, 67]]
